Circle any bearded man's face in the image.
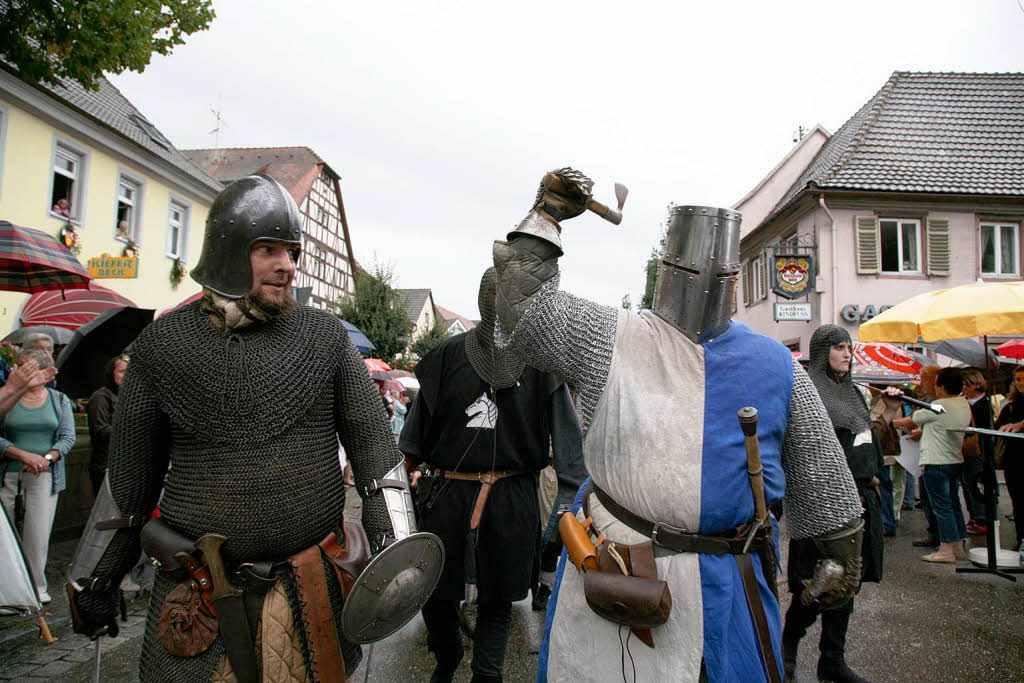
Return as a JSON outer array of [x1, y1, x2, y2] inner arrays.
[[249, 240, 299, 315]]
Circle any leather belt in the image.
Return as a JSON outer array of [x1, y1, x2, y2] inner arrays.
[[438, 469, 526, 529], [592, 484, 767, 556]]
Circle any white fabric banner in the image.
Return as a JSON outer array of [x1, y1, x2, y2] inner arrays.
[[0, 505, 42, 611], [895, 435, 921, 480]]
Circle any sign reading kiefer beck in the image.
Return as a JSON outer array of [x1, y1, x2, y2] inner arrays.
[[88, 253, 138, 278], [772, 254, 814, 300]]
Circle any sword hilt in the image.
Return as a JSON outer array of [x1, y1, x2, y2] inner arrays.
[[737, 407, 768, 525], [195, 533, 239, 599]]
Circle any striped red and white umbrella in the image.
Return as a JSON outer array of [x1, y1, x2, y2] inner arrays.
[[852, 342, 923, 376], [20, 283, 135, 331], [157, 291, 203, 318], [0, 221, 90, 293]]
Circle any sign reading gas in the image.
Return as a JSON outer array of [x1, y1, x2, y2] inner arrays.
[[840, 304, 892, 324], [88, 253, 138, 279]]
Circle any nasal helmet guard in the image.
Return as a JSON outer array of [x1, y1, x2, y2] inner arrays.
[[652, 205, 741, 344], [191, 174, 303, 299]]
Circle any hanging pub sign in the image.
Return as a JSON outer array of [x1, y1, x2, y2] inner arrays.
[[88, 253, 138, 279], [772, 254, 814, 300]]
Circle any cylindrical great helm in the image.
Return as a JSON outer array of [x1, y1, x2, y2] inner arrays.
[[652, 205, 741, 344], [191, 174, 303, 298]]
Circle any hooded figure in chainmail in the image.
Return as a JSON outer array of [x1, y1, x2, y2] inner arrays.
[[489, 169, 866, 683], [400, 268, 586, 683], [782, 324, 883, 683], [65, 175, 410, 683]]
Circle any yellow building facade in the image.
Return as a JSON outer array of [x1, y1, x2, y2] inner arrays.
[[0, 67, 222, 334]]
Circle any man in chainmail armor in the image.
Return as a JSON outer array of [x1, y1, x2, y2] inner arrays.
[[65, 175, 406, 682], [400, 268, 585, 683], [489, 169, 865, 682], [783, 324, 884, 683]]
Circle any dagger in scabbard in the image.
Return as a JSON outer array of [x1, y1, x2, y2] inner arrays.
[[195, 533, 259, 683]]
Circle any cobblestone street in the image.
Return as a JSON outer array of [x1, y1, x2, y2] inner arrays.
[[2, 483, 1022, 682]]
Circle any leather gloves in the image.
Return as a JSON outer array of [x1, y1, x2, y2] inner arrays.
[[802, 518, 864, 608], [67, 581, 121, 638], [531, 168, 593, 223]]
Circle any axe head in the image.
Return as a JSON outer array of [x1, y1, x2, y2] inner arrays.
[[614, 183, 628, 210]]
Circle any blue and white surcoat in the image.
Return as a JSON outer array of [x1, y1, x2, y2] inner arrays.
[[538, 312, 792, 682]]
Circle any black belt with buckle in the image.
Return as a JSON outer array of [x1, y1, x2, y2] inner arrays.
[[592, 484, 767, 556]]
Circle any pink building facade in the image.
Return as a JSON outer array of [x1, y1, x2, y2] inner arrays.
[[734, 72, 1024, 353]]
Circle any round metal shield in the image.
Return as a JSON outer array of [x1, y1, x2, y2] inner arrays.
[[340, 532, 444, 644]]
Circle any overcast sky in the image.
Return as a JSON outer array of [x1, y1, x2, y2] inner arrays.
[[111, 0, 1024, 319]]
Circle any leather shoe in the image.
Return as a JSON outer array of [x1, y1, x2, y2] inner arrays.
[[817, 660, 868, 683], [531, 584, 552, 612], [953, 542, 967, 561], [911, 537, 937, 547], [921, 551, 955, 563]]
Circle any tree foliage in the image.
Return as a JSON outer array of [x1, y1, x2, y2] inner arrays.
[[0, 1, 216, 90], [410, 319, 452, 360], [640, 246, 660, 310], [337, 263, 412, 362]]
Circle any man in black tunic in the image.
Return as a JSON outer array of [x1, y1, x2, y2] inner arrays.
[[401, 268, 585, 683]]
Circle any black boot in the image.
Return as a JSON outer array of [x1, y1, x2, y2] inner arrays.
[[782, 635, 799, 681], [816, 659, 869, 683], [469, 674, 502, 683], [429, 646, 464, 683], [531, 584, 552, 612]]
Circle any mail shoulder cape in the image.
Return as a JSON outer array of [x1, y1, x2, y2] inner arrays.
[[92, 302, 402, 681]]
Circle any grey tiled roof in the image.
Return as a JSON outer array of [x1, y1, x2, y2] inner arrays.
[[396, 288, 433, 325], [772, 71, 1024, 218], [1, 63, 223, 194]]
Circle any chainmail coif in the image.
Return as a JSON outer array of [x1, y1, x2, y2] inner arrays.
[[465, 268, 525, 389], [85, 302, 401, 681], [807, 324, 870, 433]]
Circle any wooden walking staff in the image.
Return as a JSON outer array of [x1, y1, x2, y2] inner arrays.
[[737, 407, 768, 554]]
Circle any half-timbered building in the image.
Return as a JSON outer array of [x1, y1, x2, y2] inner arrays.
[[183, 146, 356, 310]]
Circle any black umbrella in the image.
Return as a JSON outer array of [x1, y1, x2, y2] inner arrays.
[[2, 325, 74, 346], [56, 306, 154, 399], [920, 337, 998, 370]]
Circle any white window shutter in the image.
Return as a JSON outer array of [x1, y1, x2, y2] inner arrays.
[[742, 261, 751, 306], [855, 216, 880, 274], [759, 255, 769, 300], [926, 218, 951, 276]]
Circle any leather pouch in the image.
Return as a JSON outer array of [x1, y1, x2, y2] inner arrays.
[[319, 520, 370, 599], [141, 518, 219, 657], [582, 571, 671, 629]]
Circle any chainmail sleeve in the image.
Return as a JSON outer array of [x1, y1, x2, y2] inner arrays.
[[333, 336, 402, 545], [780, 358, 863, 539], [495, 274, 617, 430], [88, 364, 171, 587]]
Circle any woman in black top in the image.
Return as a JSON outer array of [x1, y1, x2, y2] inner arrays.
[[996, 365, 1024, 549], [85, 354, 128, 495]]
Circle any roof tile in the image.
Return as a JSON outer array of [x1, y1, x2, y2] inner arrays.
[[770, 71, 1024, 218]]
